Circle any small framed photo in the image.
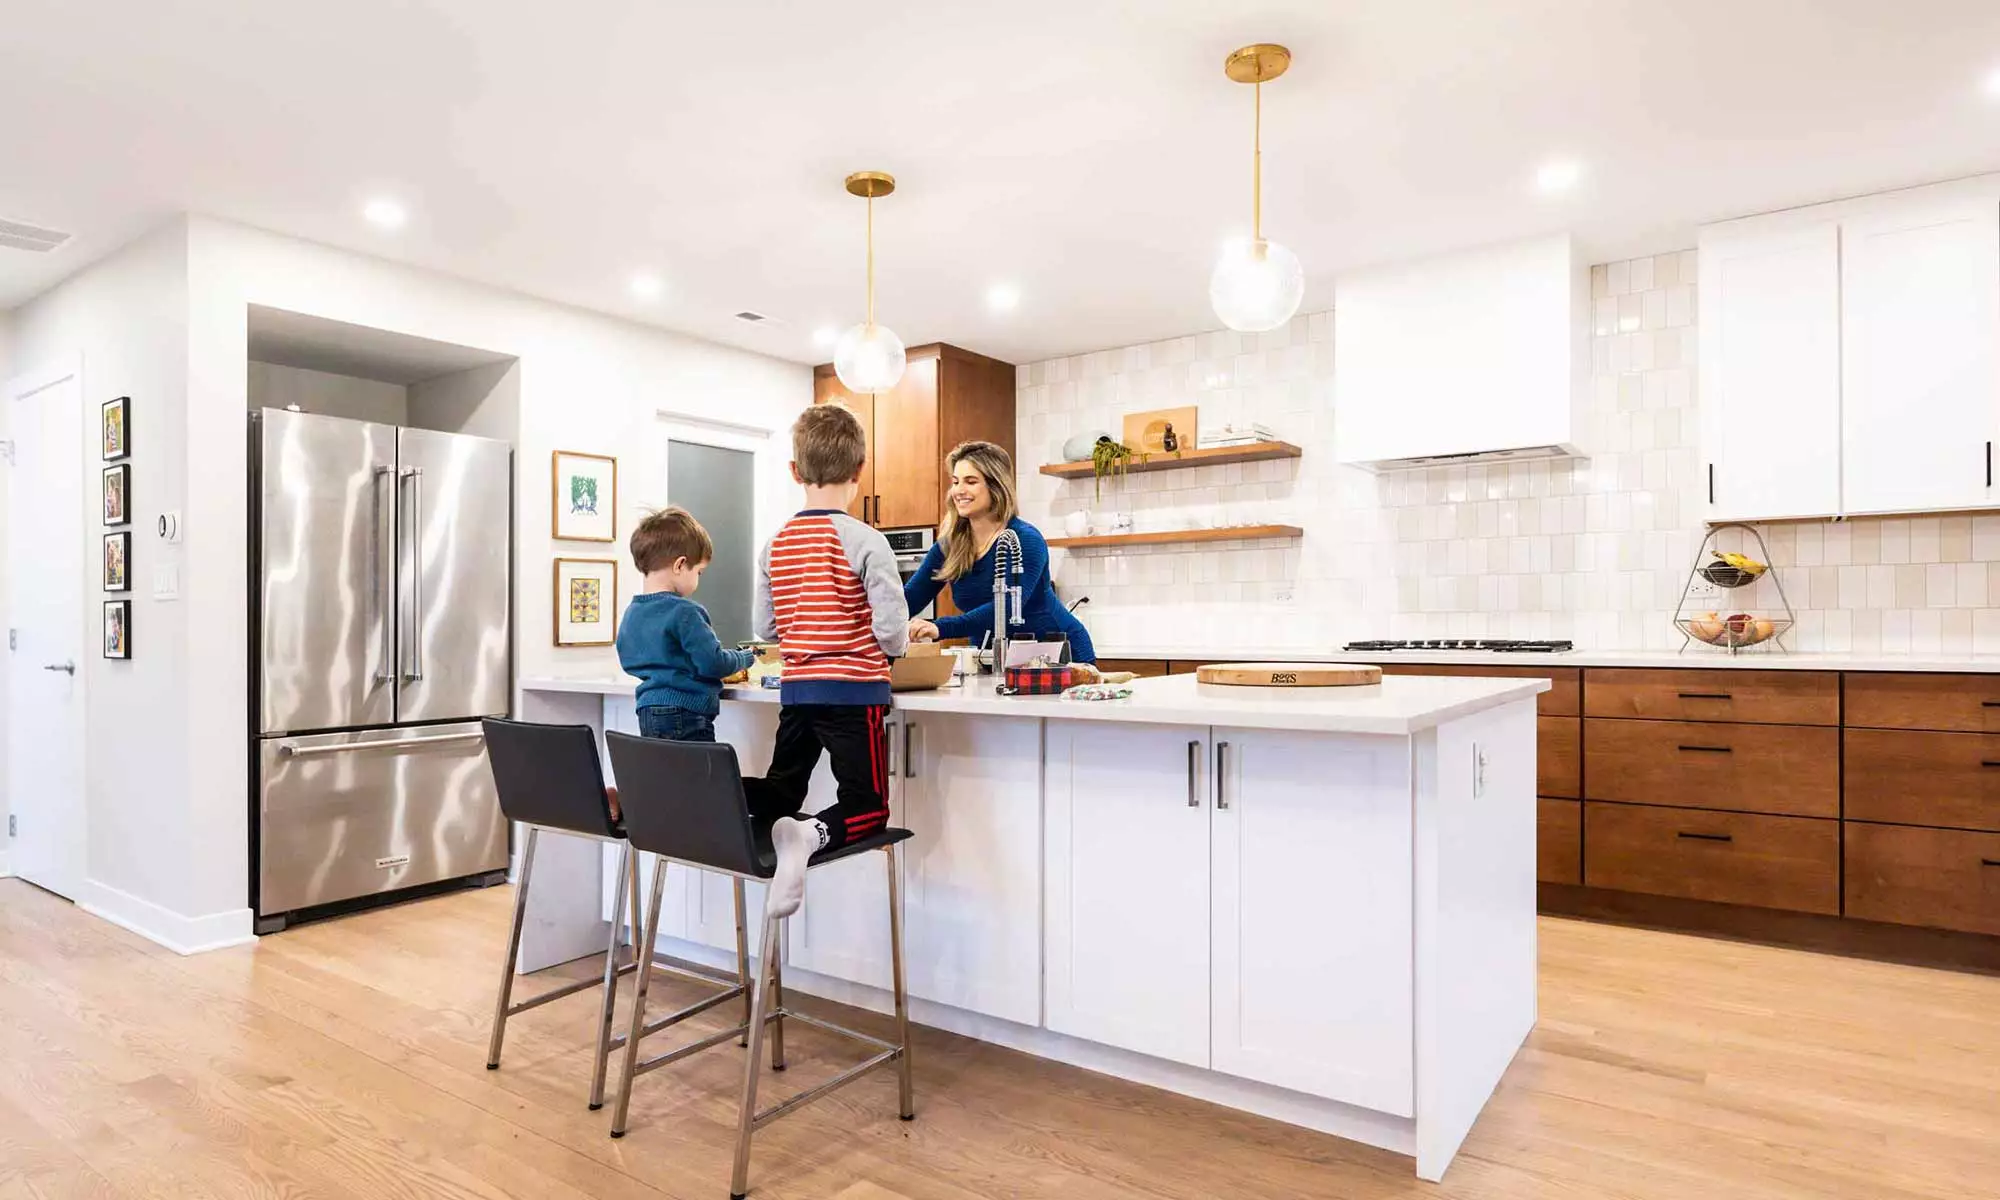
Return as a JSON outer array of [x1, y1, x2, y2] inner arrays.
[[102, 396, 130, 460], [102, 464, 131, 526], [103, 531, 131, 592], [552, 450, 617, 542], [554, 557, 619, 647], [103, 600, 131, 660]]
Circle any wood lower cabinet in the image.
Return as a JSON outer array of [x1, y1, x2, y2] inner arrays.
[[1537, 798, 1582, 885], [1376, 663, 1579, 716], [1844, 672, 2000, 733], [1845, 822, 2000, 936], [1583, 718, 1839, 818], [1844, 728, 2000, 832], [1538, 716, 1580, 799], [812, 374, 874, 520], [1583, 802, 1840, 915], [1583, 668, 1838, 726]]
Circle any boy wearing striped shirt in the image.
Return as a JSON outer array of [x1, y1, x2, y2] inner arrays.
[[750, 403, 909, 916]]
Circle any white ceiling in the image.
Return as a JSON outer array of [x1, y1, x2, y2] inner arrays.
[[4, 1, 2000, 365]]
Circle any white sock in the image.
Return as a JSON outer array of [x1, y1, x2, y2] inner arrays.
[[766, 817, 828, 919]]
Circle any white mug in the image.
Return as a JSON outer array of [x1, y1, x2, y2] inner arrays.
[[1064, 510, 1090, 537]]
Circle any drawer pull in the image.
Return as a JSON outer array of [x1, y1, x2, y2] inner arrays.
[[1676, 831, 1734, 843], [1984, 859, 2000, 868], [1983, 701, 2000, 709], [1678, 692, 1733, 701], [1677, 744, 1734, 754], [1983, 761, 2000, 769]]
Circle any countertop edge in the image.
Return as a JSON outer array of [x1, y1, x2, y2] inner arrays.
[[1091, 647, 2000, 673]]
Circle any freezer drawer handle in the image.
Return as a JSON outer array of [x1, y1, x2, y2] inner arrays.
[[372, 465, 395, 683], [281, 731, 484, 758], [401, 466, 426, 682]]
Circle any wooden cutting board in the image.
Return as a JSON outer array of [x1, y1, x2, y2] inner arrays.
[[1195, 662, 1383, 687]]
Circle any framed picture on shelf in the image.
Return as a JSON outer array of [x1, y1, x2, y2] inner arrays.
[[551, 450, 617, 542], [102, 464, 131, 526], [103, 600, 131, 660], [553, 557, 619, 646], [102, 396, 130, 460], [103, 531, 130, 592]]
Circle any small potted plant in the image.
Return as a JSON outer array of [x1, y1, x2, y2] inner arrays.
[[1090, 436, 1143, 502]]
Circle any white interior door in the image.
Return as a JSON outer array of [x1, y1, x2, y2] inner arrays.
[[6, 363, 87, 898]]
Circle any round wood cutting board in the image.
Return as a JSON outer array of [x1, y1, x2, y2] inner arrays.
[[1195, 662, 1383, 687]]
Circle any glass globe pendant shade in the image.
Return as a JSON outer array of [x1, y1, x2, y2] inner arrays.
[[833, 321, 906, 393], [1210, 237, 1304, 333]]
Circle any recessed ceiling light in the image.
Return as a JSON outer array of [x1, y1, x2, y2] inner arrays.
[[362, 198, 407, 229], [812, 326, 839, 348], [1534, 160, 1583, 194], [986, 283, 1021, 313], [630, 274, 664, 300]]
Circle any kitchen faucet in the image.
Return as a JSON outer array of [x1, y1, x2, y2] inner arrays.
[[991, 528, 1025, 694]]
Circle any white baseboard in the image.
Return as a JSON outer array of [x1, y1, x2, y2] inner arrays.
[[77, 879, 257, 955]]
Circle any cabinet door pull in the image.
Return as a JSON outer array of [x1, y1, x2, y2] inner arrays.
[[1982, 858, 2000, 868], [1678, 691, 1733, 701], [874, 494, 883, 524], [1981, 761, 2000, 769], [1215, 741, 1232, 811], [886, 723, 897, 778], [1186, 740, 1202, 808], [1987, 440, 1993, 488], [903, 722, 917, 778], [1707, 463, 1715, 505], [1982, 701, 2000, 709], [1677, 744, 1733, 754], [1676, 831, 1733, 843]]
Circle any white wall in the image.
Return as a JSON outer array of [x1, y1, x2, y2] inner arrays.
[[407, 360, 518, 440], [0, 308, 12, 874], [246, 360, 408, 423], [7, 221, 197, 928]]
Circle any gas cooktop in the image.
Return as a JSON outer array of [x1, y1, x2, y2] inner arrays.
[[1342, 639, 1575, 654]]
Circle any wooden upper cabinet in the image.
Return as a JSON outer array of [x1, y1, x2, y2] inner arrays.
[[872, 356, 942, 529], [812, 372, 874, 521]]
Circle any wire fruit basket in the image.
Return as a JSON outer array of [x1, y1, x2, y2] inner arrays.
[[1672, 524, 1795, 655]]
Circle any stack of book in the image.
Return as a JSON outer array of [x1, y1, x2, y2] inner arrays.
[[1196, 422, 1279, 449]]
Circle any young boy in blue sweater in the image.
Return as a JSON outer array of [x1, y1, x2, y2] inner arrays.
[[616, 507, 757, 744]]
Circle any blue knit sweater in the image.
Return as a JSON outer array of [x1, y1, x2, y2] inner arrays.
[[902, 517, 1095, 663], [616, 592, 756, 716]]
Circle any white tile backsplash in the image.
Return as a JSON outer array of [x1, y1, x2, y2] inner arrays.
[[1018, 250, 1998, 654]]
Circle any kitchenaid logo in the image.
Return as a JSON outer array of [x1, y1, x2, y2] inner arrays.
[[375, 854, 411, 870]]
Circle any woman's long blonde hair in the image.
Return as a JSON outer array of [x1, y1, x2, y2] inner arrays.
[[934, 440, 1019, 582]]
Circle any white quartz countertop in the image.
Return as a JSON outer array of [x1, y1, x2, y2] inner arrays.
[[519, 671, 1548, 736], [1092, 646, 2000, 674]]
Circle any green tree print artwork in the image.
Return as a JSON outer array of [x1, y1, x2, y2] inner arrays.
[[570, 474, 599, 516]]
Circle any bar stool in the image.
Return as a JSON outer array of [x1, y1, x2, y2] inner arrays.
[[480, 718, 750, 1112], [603, 731, 914, 1200]]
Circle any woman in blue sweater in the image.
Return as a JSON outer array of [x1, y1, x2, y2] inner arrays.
[[904, 441, 1096, 664]]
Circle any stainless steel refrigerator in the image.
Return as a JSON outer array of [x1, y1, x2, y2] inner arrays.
[[249, 408, 513, 933]]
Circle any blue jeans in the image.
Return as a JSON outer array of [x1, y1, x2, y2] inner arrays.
[[637, 706, 717, 742]]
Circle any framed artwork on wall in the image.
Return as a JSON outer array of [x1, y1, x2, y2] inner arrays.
[[552, 450, 617, 542], [102, 396, 130, 460], [103, 531, 130, 592], [102, 464, 131, 526], [103, 600, 131, 660], [554, 557, 619, 646]]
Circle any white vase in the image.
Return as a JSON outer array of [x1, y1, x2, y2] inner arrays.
[[1063, 510, 1090, 537]]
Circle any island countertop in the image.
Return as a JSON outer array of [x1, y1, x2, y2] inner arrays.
[[519, 670, 1548, 736]]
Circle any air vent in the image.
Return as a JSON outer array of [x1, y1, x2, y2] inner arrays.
[[0, 217, 71, 253], [733, 310, 773, 324]]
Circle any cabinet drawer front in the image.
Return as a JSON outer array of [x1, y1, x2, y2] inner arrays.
[[1583, 802, 1839, 914], [1538, 715, 1580, 798], [1845, 822, 2000, 936], [1584, 719, 1838, 817], [1583, 668, 1837, 725], [1844, 728, 2000, 832], [1537, 798, 1581, 885], [1377, 664, 1579, 716], [1844, 673, 2000, 733]]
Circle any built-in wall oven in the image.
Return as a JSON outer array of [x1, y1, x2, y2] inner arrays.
[[884, 526, 935, 619]]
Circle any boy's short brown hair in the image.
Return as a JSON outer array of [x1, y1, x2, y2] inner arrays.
[[629, 506, 714, 573], [793, 403, 868, 485]]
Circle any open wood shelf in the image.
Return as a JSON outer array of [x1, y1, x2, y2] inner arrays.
[[1045, 525, 1304, 550], [1038, 440, 1302, 480]]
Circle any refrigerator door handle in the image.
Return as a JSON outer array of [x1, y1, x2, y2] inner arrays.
[[280, 731, 484, 758], [372, 465, 395, 683], [401, 465, 426, 682]]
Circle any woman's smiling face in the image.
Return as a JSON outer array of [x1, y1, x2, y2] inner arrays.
[[948, 460, 992, 520]]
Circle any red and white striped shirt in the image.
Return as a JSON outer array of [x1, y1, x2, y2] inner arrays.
[[755, 510, 909, 705]]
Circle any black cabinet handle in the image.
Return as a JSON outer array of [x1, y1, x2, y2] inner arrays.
[[1678, 744, 1733, 754], [1678, 692, 1733, 701], [1677, 831, 1734, 843], [1983, 858, 2000, 868], [1982, 701, 2000, 709], [1987, 441, 1992, 488], [874, 494, 882, 524], [1708, 463, 1715, 504], [1982, 761, 2000, 769]]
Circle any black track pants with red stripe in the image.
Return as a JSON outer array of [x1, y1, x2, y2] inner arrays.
[[743, 703, 890, 851]]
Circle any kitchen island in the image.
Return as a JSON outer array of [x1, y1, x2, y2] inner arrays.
[[516, 669, 1547, 1180]]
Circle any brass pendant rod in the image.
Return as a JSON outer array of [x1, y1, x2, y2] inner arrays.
[[1253, 79, 1263, 243], [865, 193, 875, 327]]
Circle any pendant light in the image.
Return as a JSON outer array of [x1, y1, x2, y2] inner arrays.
[[1210, 43, 1304, 333], [833, 171, 907, 393]]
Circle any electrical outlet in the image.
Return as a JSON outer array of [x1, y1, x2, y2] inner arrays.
[[1472, 743, 1489, 797], [8, 815, 15, 838], [1271, 586, 1295, 603]]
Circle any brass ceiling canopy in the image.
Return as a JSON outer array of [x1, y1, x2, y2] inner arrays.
[[845, 171, 896, 199], [1224, 43, 1292, 85]]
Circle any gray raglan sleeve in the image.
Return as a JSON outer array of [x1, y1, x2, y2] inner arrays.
[[753, 536, 778, 642], [838, 517, 910, 658]]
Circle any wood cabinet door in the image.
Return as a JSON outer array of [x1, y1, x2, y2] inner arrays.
[[1044, 721, 1211, 1067], [870, 356, 940, 529], [813, 373, 874, 521], [1840, 195, 2000, 516], [1697, 220, 1842, 521], [1210, 728, 1414, 1113], [898, 713, 1043, 1025]]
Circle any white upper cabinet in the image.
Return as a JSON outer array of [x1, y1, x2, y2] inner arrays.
[[1840, 196, 2000, 515], [1334, 235, 1589, 468], [1697, 221, 1843, 521]]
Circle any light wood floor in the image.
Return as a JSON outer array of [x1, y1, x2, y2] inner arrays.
[[2, 879, 1996, 1200]]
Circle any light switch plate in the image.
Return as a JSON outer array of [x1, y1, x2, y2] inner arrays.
[[153, 563, 181, 601]]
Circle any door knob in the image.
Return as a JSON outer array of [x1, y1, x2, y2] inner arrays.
[[43, 660, 75, 675]]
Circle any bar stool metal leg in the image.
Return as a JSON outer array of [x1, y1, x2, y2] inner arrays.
[[768, 925, 787, 1072], [731, 911, 783, 1199], [886, 843, 914, 1120], [587, 843, 634, 1109], [486, 826, 539, 1069], [733, 878, 752, 1048], [610, 857, 669, 1138]]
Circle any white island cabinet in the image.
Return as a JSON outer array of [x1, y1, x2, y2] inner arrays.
[[518, 670, 1544, 1182]]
